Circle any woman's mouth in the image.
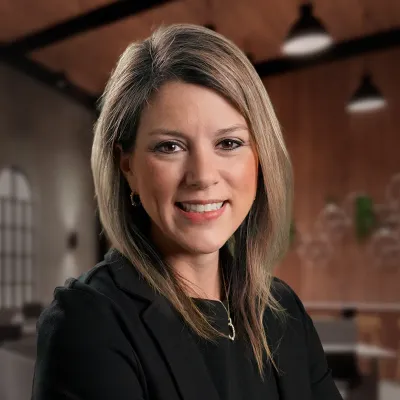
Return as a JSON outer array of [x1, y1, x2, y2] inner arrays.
[[176, 201, 225, 213], [175, 201, 228, 222]]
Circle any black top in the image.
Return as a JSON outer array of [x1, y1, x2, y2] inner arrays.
[[32, 249, 342, 400], [193, 299, 279, 400]]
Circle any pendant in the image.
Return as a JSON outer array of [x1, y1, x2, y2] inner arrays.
[[228, 317, 236, 341]]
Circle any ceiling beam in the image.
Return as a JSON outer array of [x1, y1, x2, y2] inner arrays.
[[1, 0, 174, 55], [2, 54, 98, 111], [255, 28, 400, 78], [2, 26, 399, 113]]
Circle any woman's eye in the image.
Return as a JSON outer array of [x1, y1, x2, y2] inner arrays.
[[154, 142, 183, 153], [218, 139, 243, 151]]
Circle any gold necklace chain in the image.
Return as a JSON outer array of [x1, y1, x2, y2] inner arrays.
[[218, 269, 236, 341]]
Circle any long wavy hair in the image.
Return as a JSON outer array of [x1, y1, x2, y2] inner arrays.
[[91, 24, 293, 376]]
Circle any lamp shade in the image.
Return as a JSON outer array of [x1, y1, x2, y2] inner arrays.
[[282, 3, 333, 56], [204, 24, 216, 31], [346, 74, 386, 113]]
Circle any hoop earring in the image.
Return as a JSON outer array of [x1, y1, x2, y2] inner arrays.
[[130, 191, 141, 207]]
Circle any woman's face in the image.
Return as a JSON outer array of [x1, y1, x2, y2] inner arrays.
[[120, 81, 258, 256]]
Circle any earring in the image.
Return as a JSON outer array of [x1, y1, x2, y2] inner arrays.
[[130, 191, 141, 207]]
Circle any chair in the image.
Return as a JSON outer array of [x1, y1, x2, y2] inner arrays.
[[21, 302, 43, 335], [313, 319, 361, 393], [356, 315, 382, 376], [356, 315, 382, 346], [0, 307, 20, 325], [21, 302, 43, 319], [0, 308, 22, 342], [0, 324, 22, 343]]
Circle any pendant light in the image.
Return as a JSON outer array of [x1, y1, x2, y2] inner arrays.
[[204, 0, 216, 33], [282, 2, 333, 56], [346, 7, 386, 113], [346, 73, 386, 113]]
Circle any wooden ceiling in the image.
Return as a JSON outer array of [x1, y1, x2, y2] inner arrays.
[[1, 0, 400, 96]]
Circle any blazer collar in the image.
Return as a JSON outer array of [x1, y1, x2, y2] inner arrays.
[[105, 248, 158, 302], [105, 249, 220, 400]]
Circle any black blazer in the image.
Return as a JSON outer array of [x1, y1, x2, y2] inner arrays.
[[32, 250, 342, 400]]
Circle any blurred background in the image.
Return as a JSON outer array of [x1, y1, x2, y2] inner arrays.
[[0, 1, 399, 399]]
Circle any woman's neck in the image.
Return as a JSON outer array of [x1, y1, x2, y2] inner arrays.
[[165, 252, 222, 300]]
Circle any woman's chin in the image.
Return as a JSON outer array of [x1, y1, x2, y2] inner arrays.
[[179, 236, 227, 255]]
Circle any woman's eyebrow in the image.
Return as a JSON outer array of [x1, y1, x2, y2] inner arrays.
[[214, 124, 248, 136], [147, 124, 248, 139]]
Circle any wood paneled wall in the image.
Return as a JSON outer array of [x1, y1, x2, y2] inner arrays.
[[265, 48, 400, 303]]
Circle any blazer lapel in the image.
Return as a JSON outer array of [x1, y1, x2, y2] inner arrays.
[[142, 297, 221, 400], [107, 249, 220, 400]]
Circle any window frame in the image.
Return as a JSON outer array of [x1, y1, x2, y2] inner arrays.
[[0, 166, 34, 309]]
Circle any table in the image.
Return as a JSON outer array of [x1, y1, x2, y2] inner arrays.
[[323, 342, 397, 358]]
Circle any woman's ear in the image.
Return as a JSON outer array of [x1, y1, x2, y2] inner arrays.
[[116, 144, 135, 185]]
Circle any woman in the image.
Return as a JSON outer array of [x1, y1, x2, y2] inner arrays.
[[32, 24, 342, 399]]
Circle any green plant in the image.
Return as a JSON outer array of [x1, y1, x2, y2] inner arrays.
[[355, 195, 376, 240]]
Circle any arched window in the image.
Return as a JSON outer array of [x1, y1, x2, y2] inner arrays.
[[0, 167, 34, 309]]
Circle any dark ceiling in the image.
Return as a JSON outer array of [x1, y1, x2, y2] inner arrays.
[[1, 0, 399, 110]]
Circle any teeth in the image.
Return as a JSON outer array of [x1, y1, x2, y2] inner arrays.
[[180, 202, 224, 213]]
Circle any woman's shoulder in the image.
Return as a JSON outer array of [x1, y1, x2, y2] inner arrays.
[[47, 255, 118, 312], [268, 277, 309, 326], [264, 278, 314, 356], [33, 255, 148, 399], [37, 250, 141, 344], [49, 248, 147, 309], [37, 262, 118, 344]]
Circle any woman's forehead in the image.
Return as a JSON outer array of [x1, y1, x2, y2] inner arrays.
[[137, 81, 248, 136]]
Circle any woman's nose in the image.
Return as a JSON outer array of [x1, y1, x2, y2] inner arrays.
[[184, 149, 219, 189]]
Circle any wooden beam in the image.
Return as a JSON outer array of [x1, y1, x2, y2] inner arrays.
[[254, 28, 400, 77], [2, 25, 399, 112], [1, 0, 174, 55], [2, 53, 98, 111]]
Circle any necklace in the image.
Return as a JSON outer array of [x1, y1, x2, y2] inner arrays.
[[217, 270, 236, 341]]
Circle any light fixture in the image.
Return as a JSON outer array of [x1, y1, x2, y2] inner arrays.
[[204, 24, 216, 31], [346, 73, 386, 113], [67, 231, 78, 250], [282, 3, 333, 56]]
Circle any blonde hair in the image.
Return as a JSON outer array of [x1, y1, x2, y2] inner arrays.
[[91, 24, 293, 376]]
